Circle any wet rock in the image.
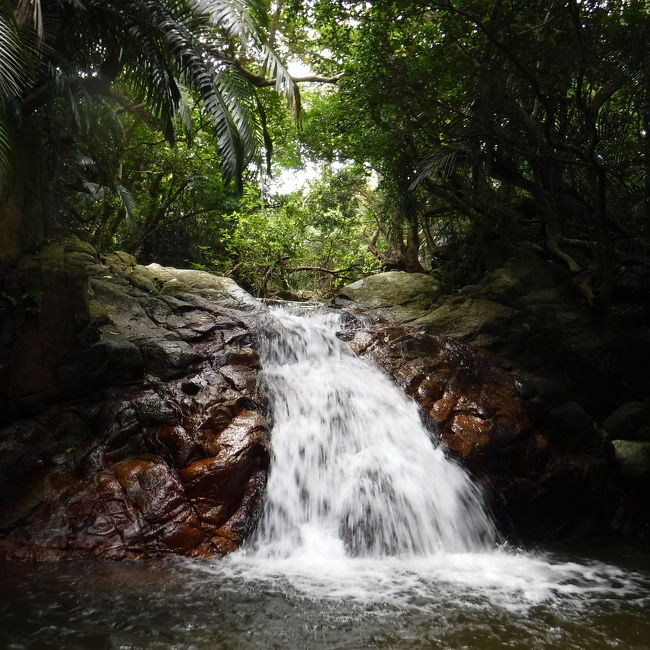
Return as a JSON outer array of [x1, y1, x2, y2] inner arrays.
[[0, 246, 269, 560], [139, 338, 201, 379], [351, 323, 624, 541]]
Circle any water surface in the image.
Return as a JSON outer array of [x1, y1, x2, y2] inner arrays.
[[2, 306, 647, 649], [0, 544, 648, 649]]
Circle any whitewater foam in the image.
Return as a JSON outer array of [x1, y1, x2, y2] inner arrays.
[[193, 305, 647, 612]]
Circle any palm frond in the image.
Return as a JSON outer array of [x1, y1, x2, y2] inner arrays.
[[198, 63, 249, 185], [4, 0, 285, 192], [116, 183, 139, 228], [118, 0, 264, 179], [60, 0, 86, 9], [409, 148, 464, 190], [195, 0, 269, 43], [176, 90, 195, 144], [197, 0, 295, 104], [0, 9, 29, 96], [16, 0, 43, 41], [0, 103, 15, 190], [81, 180, 101, 194], [258, 43, 295, 100]]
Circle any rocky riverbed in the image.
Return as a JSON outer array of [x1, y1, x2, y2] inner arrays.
[[0, 241, 646, 559]]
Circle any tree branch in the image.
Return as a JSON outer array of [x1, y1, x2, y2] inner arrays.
[[235, 62, 343, 88], [284, 264, 360, 275]]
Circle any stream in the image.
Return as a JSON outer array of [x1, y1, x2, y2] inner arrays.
[[1, 306, 649, 649]]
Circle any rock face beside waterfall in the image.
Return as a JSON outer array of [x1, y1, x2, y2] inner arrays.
[[0, 242, 640, 559], [336, 250, 650, 422], [0, 244, 268, 560], [338, 257, 650, 537], [349, 324, 624, 540]]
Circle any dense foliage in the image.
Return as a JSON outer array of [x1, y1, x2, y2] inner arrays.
[[1, 0, 648, 300], [291, 0, 650, 302], [0, 0, 293, 267]]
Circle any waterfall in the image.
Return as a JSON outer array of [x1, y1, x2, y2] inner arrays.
[[191, 304, 646, 616], [251, 306, 498, 559]]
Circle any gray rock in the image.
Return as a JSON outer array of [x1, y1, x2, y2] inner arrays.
[[603, 402, 650, 442], [138, 264, 259, 311], [139, 338, 202, 379], [128, 265, 159, 294], [481, 248, 567, 300], [612, 440, 650, 480], [412, 296, 516, 344], [336, 271, 441, 322]]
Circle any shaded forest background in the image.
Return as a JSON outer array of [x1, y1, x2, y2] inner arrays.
[[1, 0, 648, 302]]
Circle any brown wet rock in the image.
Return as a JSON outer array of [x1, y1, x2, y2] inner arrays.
[[0, 248, 269, 560], [352, 322, 624, 541]]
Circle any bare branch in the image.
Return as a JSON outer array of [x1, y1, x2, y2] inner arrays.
[[235, 63, 343, 88], [284, 264, 360, 275]]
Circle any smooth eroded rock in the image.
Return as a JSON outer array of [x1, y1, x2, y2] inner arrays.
[[336, 271, 441, 322], [0, 248, 269, 560]]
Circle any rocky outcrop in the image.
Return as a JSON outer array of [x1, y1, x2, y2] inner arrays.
[[336, 271, 442, 323], [337, 247, 650, 536], [346, 323, 625, 541], [336, 245, 650, 420], [0, 244, 268, 560], [0, 240, 643, 558]]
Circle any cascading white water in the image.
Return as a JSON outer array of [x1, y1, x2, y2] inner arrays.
[[192, 304, 647, 617], [252, 305, 497, 559]]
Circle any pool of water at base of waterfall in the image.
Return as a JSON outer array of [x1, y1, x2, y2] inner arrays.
[[0, 540, 649, 650]]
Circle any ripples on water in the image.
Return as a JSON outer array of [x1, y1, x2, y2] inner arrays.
[[1, 548, 649, 649], [1, 306, 649, 649]]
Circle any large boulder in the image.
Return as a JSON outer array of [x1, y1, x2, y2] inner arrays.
[[0, 246, 269, 560], [129, 262, 259, 311], [335, 271, 441, 322], [411, 297, 517, 349]]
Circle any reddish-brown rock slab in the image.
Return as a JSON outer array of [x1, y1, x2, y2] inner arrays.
[[0, 272, 269, 561], [350, 323, 624, 541]]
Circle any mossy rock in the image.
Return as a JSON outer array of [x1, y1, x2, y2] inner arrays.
[[462, 247, 568, 305], [61, 238, 98, 264], [336, 271, 441, 322], [140, 264, 259, 310], [412, 296, 517, 343], [612, 440, 650, 481], [103, 251, 138, 276]]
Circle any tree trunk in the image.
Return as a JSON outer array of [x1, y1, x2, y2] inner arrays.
[[0, 119, 49, 269]]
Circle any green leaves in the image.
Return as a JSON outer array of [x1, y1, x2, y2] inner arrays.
[[0, 7, 28, 96], [0, 3, 31, 186], [1, 0, 291, 198]]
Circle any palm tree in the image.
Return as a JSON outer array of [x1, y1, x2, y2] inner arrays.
[[0, 1, 30, 182], [0, 0, 292, 217]]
